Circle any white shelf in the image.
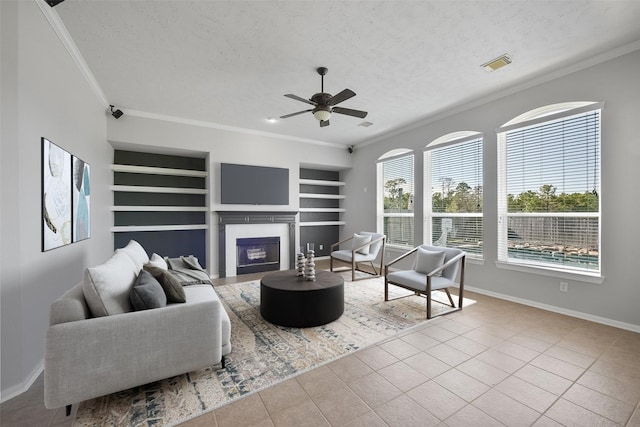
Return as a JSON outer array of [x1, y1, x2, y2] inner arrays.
[[111, 224, 208, 232], [111, 164, 208, 177], [299, 179, 345, 187], [299, 221, 346, 227], [299, 193, 345, 199], [111, 206, 208, 212], [111, 185, 208, 194], [299, 208, 345, 213]]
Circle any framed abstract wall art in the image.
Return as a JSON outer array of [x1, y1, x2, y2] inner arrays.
[[72, 155, 91, 242], [42, 137, 72, 251], [42, 137, 91, 251]]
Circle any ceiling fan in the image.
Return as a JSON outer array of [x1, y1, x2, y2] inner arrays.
[[280, 67, 368, 127]]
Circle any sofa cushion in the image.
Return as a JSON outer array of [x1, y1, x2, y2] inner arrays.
[[130, 270, 167, 311], [147, 253, 168, 270], [117, 240, 149, 271], [143, 265, 186, 303], [414, 247, 446, 276], [82, 250, 138, 317], [352, 233, 372, 255]]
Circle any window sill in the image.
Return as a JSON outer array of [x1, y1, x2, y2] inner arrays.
[[495, 261, 604, 284]]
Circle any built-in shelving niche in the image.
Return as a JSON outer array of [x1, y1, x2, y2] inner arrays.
[[299, 168, 344, 258], [111, 150, 208, 267]]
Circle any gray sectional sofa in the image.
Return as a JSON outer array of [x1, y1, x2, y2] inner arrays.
[[44, 241, 231, 413]]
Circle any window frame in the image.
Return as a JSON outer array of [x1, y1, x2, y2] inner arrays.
[[377, 149, 415, 249], [424, 132, 484, 259], [496, 102, 603, 277]]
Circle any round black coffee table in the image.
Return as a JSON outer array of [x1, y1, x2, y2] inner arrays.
[[260, 269, 344, 327]]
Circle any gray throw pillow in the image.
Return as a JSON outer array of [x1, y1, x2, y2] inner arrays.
[[143, 264, 186, 303], [415, 248, 446, 276], [130, 270, 167, 311]]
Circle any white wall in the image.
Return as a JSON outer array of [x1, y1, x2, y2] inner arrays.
[[1, 1, 113, 400], [344, 49, 640, 330], [107, 115, 352, 275]]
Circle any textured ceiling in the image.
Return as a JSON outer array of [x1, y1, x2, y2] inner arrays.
[[53, 1, 640, 147]]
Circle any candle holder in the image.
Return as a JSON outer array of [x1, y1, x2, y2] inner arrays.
[[296, 250, 305, 277], [305, 243, 316, 281]]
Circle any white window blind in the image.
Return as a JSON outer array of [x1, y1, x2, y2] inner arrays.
[[497, 105, 601, 273], [378, 152, 414, 247], [425, 135, 483, 258]]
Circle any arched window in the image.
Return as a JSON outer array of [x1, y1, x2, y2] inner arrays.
[[424, 132, 483, 258], [497, 102, 602, 274], [377, 149, 414, 248]]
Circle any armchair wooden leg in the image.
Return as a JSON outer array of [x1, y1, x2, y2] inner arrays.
[[445, 289, 455, 307], [384, 277, 389, 301], [66, 404, 72, 416]]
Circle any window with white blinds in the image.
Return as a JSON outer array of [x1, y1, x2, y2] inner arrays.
[[377, 150, 414, 248], [424, 133, 483, 258], [497, 103, 602, 274]]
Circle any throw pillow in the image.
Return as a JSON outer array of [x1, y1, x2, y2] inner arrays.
[[415, 247, 446, 276], [83, 250, 138, 317], [147, 253, 168, 270], [116, 240, 149, 271], [352, 233, 372, 255], [129, 270, 167, 311], [143, 265, 187, 303]]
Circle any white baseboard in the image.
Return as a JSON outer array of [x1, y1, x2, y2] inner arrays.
[[465, 285, 640, 333], [0, 359, 44, 404]]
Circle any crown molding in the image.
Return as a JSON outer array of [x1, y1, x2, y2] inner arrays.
[[123, 109, 346, 149], [357, 39, 640, 149], [36, 0, 109, 107]]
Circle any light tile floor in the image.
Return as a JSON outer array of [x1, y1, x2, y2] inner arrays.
[[3, 265, 640, 426]]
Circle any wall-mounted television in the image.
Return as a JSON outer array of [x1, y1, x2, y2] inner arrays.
[[221, 163, 289, 205]]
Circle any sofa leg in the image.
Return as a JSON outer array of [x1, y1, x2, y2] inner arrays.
[[221, 356, 226, 369], [66, 404, 72, 416]]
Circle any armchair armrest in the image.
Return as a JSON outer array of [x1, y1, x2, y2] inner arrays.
[[425, 252, 466, 277], [351, 235, 385, 255], [330, 235, 354, 251]]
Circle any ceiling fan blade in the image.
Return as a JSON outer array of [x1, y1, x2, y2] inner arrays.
[[280, 109, 313, 119], [284, 94, 316, 106], [327, 89, 356, 106], [320, 119, 330, 127], [332, 106, 368, 119]]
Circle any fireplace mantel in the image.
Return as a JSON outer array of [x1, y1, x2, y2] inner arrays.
[[216, 211, 297, 277]]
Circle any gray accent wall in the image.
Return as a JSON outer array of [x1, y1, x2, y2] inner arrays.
[[1, 1, 113, 400], [344, 48, 640, 330]]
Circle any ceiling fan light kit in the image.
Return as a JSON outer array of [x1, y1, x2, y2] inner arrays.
[[281, 67, 368, 127]]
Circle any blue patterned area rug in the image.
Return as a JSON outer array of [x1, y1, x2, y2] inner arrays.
[[73, 273, 471, 426]]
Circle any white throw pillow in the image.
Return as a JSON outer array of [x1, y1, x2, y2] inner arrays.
[[147, 253, 168, 270], [117, 240, 149, 271], [352, 233, 372, 255], [82, 250, 138, 317], [415, 247, 446, 276]]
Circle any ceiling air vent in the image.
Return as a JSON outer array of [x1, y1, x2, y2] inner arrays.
[[358, 121, 374, 127], [481, 54, 512, 72]]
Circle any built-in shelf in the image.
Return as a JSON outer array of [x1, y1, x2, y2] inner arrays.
[[299, 221, 346, 227], [299, 193, 345, 199], [110, 164, 208, 177], [111, 224, 208, 232], [111, 185, 208, 194], [299, 207, 345, 213], [299, 179, 345, 187], [111, 206, 208, 212]]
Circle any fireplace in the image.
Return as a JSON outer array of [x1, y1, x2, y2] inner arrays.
[[236, 236, 280, 275], [217, 211, 297, 278]]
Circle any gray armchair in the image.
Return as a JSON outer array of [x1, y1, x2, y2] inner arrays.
[[385, 245, 466, 319], [330, 232, 386, 281]]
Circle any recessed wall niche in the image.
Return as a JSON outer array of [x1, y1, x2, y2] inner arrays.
[[111, 150, 208, 267]]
